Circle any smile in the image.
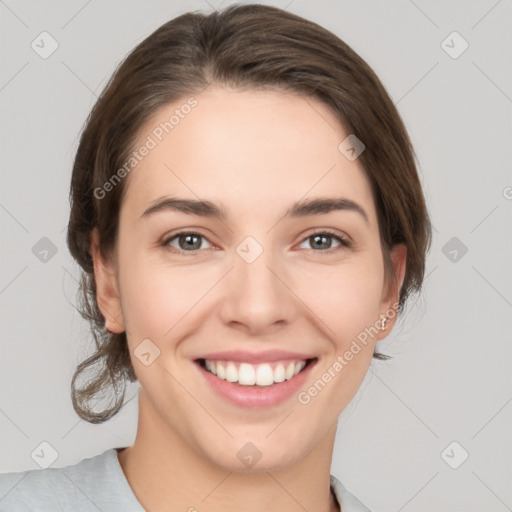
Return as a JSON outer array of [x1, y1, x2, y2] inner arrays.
[[199, 358, 313, 386]]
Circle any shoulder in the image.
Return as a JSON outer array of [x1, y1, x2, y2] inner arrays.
[[0, 447, 140, 512], [330, 474, 372, 512]]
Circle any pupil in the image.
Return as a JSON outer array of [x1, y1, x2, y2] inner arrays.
[[180, 234, 201, 250], [312, 234, 331, 250]]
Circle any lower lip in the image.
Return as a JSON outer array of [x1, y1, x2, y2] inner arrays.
[[195, 360, 316, 409]]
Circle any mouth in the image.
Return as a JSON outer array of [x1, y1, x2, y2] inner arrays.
[[195, 357, 317, 387]]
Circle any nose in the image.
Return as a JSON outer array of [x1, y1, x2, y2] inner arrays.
[[218, 244, 297, 335]]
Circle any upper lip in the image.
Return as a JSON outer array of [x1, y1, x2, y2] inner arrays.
[[195, 350, 316, 364]]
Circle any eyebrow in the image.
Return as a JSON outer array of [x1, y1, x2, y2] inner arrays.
[[140, 196, 369, 224]]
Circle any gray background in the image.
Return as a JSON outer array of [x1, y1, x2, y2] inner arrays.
[[1, 0, 511, 510]]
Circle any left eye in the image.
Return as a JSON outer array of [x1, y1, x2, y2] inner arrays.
[[298, 232, 349, 251]]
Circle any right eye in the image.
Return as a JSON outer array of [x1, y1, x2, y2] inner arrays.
[[162, 231, 214, 253]]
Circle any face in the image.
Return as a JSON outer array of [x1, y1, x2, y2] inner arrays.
[[93, 86, 406, 472]]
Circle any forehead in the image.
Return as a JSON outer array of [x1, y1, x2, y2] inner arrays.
[[121, 86, 376, 225]]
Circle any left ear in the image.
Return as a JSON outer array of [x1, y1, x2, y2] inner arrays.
[[376, 244, 407, 338]]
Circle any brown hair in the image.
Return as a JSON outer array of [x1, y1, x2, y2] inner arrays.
[[67, 3, 432, 423]]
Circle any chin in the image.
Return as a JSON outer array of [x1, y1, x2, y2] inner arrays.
[[213, 448, 301, 474], [194, 430, 311, 475]]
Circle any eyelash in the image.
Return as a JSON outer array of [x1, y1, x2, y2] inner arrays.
[[161, 229, 352, 255]]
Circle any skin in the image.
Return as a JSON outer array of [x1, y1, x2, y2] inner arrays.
[[91, 86, 406, 512]]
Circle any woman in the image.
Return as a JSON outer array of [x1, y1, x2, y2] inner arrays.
[[0, 4, 431, 511]]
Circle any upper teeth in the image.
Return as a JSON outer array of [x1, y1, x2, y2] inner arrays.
[[204, 359, 307, 386]]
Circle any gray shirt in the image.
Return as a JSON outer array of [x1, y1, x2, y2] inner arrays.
[[0, 448, 371, 511]]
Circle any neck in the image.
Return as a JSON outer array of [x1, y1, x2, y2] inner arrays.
[[117, 391, 340, 512]]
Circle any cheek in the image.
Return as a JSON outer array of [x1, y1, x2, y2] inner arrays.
[[294, 253, 385, 346], [294, 259, 384, 413], [117, 247, 220, 345]]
